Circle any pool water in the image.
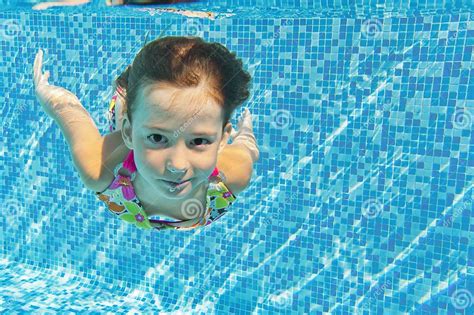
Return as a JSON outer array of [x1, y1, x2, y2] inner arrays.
[[0, 0, 473, 314]]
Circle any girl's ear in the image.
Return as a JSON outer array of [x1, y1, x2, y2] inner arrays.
[[121, 116, 134, 150], [218, 122, 232, 155]]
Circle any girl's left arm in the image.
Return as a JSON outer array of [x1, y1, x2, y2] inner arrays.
[[216, 143, 256, 195], [216, 109, 260, 195]]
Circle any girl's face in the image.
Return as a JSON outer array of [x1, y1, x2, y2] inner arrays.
[[121, 81, 232, 200]]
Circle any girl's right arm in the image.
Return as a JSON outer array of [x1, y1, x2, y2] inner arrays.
[[33, 49, 123, 190], [72, 130, 126, 191]]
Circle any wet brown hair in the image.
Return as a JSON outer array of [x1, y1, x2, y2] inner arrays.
[[114, 36, 252, 131]]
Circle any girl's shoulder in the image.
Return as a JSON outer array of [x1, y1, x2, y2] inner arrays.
[[88, 132, 130, 193]]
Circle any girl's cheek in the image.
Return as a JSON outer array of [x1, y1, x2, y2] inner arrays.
[[143, 150, 165, 173], [195, 154, 217, 176]]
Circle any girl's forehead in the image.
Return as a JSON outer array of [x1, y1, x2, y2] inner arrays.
[[143, 81, 217, 104], [133, 83, 221, 128], [136, 97, 223, 129], [141, 97, 213, 119], [139, 84, 221, 118]]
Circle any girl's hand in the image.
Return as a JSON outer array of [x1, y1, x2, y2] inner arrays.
[[33, 49, 82, 119], [229, 108, 260, 162]]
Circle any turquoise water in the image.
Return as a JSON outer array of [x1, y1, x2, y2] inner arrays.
[[0, 0, 473, 314]]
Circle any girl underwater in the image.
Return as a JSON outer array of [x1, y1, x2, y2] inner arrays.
[[33, 36, 259, 231]]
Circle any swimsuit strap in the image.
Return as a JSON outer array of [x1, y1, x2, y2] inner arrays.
[[113, 150, 137, 181], [123, 150, 137, 173], [209, 167, 219, 177]]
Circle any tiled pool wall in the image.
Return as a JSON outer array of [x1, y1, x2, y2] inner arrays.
[[0, 1, 473, 314], [1, 0, 473, 9]]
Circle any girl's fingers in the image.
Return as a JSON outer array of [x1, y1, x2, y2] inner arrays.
[[33, 49, 43, 86], [43, 71, 50, 84], [237, 118, 243, 131], [33, 53, 39, 85], [34, 50, 51, 87], [241, 110, 254, 131]]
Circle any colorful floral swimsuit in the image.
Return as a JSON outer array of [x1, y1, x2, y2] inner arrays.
[[96, 89, 237, 231]]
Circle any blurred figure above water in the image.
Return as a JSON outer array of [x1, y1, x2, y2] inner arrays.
[[32, 0, 199, 10]]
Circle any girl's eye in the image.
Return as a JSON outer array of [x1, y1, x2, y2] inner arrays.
[[192, 138, 211, 146], [147, 135, 211, 146], [148, 134, 165, 144]]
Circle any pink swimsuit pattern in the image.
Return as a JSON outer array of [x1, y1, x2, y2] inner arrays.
[[95, 150, 237, 231]]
